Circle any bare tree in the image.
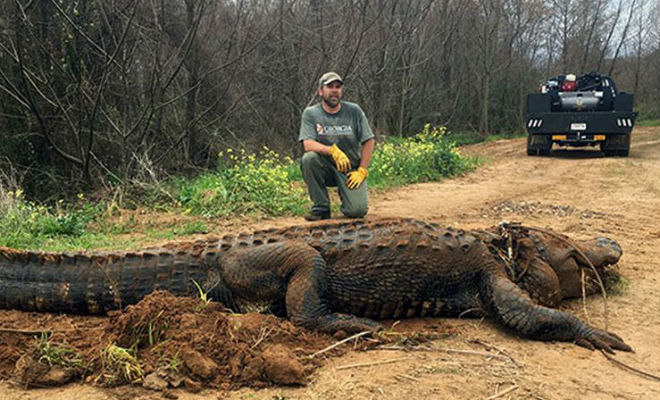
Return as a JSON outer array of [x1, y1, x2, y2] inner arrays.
[[0, 0, 657, 198]]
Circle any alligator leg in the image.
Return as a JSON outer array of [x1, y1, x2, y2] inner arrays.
[[513, 257, 563, 307], [481, 269, 632, 353], [220, 241, 381, 334]]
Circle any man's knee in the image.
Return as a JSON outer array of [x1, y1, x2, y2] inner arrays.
[[342, 205, 368, 218], [301, 151, 322, 169]]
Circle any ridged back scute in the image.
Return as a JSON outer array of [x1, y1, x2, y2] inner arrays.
[[0, 246, 213, 314]]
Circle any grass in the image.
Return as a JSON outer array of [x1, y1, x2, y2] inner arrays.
[[36, 333, 84, 369], [0, 186, 214, 251], [177, 125, 476, 217], [604, 273, 630, 296], [192, 279, 212, 312], [165, 351, 182, 373], [446, 130, 525, 146], [1, 123, 478, 251], [635, 118, 660, 127], [485, 132, 527, 142], [177, 147, 309, 218], [97, 344, 144, 385], [368, 125, 477, 189]]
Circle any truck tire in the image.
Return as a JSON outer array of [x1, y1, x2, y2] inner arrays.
[[526, 136, 537, 156], [618, 135, 631, 157], [602, 134, 630, 157], [527, 135, 551, 156]]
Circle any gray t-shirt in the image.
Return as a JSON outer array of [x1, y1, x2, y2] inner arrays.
[[298, 101, 374, 169]]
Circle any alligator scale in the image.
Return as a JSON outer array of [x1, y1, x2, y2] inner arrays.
[[0, 218, 631, 352]]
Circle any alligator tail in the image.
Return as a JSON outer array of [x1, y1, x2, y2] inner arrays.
[[0, 247, 214, 314]]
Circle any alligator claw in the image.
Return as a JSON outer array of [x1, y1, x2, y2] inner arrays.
[[576, 328, 633, 353], [316, 313, 383, 335]]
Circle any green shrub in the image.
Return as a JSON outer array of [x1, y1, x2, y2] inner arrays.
[[369, 124, 476, 188], [2, 124, 478, 249], [179, 125, 475, 217], [179, 147, 309, 217], [0, 189, 101, 249]]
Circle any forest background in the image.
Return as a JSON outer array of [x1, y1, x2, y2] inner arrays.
[[0, 0, 658, 201]]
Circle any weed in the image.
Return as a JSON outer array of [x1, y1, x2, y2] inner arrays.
[[0, 189, 102, 249], [369, 124, 477, 188], [36, 332, 83, 368], [130, 310, 169, 349], [172, 221, 209, 235], [604, 273, 630, 296], [148, 310, 167, 346], [164, 351, 182, 373], [97, 344, 144, 385], [178, 146, 308, 217], [192, 279, 212, 312]]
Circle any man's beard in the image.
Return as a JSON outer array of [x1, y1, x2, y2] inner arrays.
[[322, 94, 341, 108]]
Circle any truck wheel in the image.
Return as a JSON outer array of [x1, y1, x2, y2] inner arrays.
[[526, 135, 550, 156], [618, 135, 631, 157], [602, 134, 630, 157], [526, 136, 537, 156]]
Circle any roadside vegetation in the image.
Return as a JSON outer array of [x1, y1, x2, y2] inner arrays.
[[0, 125, 477, 251], [636, 118, 660, 127], [447, 130, 527, 146]]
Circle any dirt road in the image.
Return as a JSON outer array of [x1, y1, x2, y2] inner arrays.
[[2, 126, 659, 399]]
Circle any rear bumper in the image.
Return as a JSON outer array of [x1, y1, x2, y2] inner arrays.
[[525, 111, 636, 135], [527, 131, 630, 151], [552, 133, 606, 147]]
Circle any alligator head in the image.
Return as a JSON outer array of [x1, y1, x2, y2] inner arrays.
[[527, 230, 623, 299]]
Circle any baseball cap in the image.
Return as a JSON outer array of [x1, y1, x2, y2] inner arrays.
[[319, 72, 343, 87]]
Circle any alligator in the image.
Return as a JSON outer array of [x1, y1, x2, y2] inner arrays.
[[0, 218, 631, 353]]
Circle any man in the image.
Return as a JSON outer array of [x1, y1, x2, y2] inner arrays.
[[298, 72, 376, 221]]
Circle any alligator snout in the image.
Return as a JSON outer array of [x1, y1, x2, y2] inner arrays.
[[582, 237, 623, 267]]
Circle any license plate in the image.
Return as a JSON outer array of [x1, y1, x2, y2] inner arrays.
[[571, 122, 587, 131]]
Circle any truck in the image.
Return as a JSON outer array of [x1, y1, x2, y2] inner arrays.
[[525, 71, 636, 156]]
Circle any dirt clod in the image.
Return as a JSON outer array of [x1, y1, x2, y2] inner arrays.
[[262, 344, 306, 385], [181, 348, 218, 379], [14, 354, 49, 387], [37, 367, 75, 386], [142, 373, 168, 391]]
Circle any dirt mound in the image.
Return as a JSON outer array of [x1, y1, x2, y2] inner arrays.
[[1, 291, 343, 391]]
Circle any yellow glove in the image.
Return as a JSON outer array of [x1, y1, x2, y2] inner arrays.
[[346, 167, 368, 189], [328, 144, 351, 172]]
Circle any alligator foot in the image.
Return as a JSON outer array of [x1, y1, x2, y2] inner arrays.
[[575, 327, 633, 354], [315, 313, 383, 335]]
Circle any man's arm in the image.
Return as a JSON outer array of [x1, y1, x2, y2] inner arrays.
[[302, 139, 332, 155], [358, 138, 376, 169]]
